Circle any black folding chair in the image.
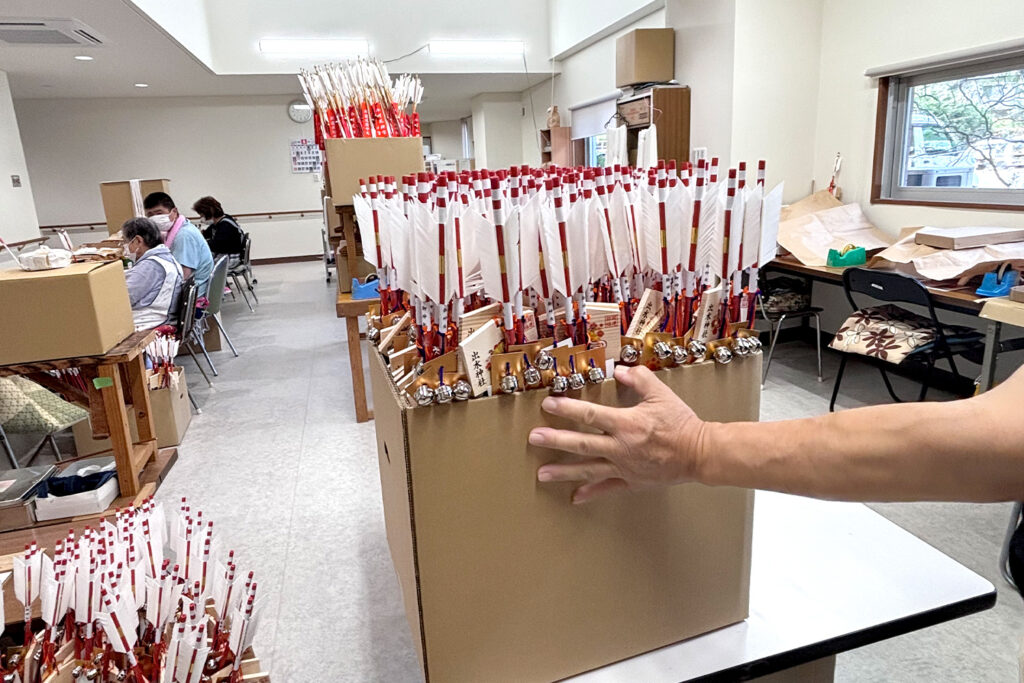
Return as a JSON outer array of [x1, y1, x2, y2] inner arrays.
[[829, 268, 984, 412]]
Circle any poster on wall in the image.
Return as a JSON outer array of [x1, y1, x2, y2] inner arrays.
[[291, 139, 322, 174]]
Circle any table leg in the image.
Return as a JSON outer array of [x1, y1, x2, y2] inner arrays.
[[79, 366, 110, 438], [346, 314, 372, 423], [979, 320, 1001, 393], [125, 354, 157, 446], [96, 363, 141, 497]]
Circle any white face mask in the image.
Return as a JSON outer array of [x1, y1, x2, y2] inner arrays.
[[150, 213, 173, 232]]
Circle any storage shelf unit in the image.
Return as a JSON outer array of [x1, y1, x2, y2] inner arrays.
[[539, 126, 573, 166], [616, 85, 691, 167]]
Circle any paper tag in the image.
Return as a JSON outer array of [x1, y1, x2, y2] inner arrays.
[[92, 377, 114, 389], [458, 319, 504, 397], [692, 285, 724, 342], [626, 288, 664, 338]]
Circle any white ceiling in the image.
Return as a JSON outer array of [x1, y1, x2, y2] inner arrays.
[[0, 0, 552, 121]]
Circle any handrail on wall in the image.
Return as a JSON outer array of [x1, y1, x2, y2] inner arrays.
[[39, 208, 323, 233]]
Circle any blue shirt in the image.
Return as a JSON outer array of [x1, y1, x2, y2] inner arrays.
[[169, 219, 214, 297]]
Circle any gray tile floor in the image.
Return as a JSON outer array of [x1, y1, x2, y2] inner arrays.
[[101, 262, 1024, 681]]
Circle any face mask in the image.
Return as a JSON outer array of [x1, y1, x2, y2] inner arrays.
[[150, 213, 173, 231], [197, 218, 211, 227]]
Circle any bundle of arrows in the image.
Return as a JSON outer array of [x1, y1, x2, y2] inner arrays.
[[3, 497, 267, 683], [298, 59, 423, 146], [356, 157, 784, 405]]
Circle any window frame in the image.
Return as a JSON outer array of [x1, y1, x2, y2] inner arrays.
[[871, 55, 1024, 211]]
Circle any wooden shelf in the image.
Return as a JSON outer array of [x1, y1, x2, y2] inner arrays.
[[539, 127, 573, 166], [616, 85, 691, 167]]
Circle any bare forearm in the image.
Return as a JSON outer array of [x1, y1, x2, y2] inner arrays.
[[700, 394, 1024, 502]]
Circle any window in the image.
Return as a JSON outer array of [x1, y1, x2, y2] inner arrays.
[[585, 133, 608, 167], [873, 56, 1024, 209]]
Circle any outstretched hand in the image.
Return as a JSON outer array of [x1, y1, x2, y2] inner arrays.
[[530, 364, 707, 504]]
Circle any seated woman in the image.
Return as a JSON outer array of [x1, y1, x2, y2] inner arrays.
[[192, 196, 244, 264], [123, 217, 184, 331]]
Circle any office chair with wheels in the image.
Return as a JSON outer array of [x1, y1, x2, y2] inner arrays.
[[828, 268, 984, 412]]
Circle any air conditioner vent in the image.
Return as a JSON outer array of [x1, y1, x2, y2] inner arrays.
[[0, 18, 105, 46]]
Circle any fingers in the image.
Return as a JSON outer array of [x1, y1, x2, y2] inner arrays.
[[572, 478, 629, 504], [537, 458, 620, 484], [613, 364, 668, 396], [529, 427, 620, 459], [540, 396, 622, 432]]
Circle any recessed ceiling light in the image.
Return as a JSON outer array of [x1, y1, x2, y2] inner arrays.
[[74, 55, 94, 61], [258, 38, 369, 56], [428, 40, 524, 56], [134, 83, 149, 88]]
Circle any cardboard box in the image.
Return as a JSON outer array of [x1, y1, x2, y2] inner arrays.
[[72, 412, 140, 458], [370, 350, 757, 682], [0, 261, 134, 366], [99, 178, 171, 235], [616, 28, 675, 88], [335, 243, 375, 293], [71, 367, 190, 453], [148, 367, 191, 448], [203, 323, 222, 353], [324, 138, 424, 208]]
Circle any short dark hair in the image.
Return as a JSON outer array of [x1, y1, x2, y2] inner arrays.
[[143, 191, 176, 212], [192, 196, 224, 219], [122, 217, 163, 248]]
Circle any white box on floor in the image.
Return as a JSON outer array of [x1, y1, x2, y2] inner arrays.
[[34, 457, 119, 521]]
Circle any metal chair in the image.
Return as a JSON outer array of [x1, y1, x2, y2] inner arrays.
[[175, 278, 214, 387], [228, 233, 258, 312], [0, 376, 87, 469], [829, 268, 984, 412], [207, 256, 239, 358], [757, 292, 823, 386]]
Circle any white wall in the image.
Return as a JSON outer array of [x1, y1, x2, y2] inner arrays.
[[520, 9, 667, 167], [471, 93, 523, 168], [731, 0, 823, 202], [15, 95, 323, 259], [813, 0, 1024, 236], [549, 0, 665, 58], [664, 0, 736, 162], [425, 120, 463, 159], [0, 71, 40, 243]]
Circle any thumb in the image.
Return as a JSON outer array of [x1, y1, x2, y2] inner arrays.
[[613, 364, 666, 397]]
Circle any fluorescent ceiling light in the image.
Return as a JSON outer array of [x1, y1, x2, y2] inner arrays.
[[134, 83, 149, 88], [428, 40, 524, 56], [259, 38, 369, 56], [74, 55, 93, 61]]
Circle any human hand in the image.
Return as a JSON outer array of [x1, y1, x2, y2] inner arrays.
[[529, 364, 706, 504]]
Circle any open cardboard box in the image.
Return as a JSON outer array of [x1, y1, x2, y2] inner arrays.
[[370, 350, 758, 682]]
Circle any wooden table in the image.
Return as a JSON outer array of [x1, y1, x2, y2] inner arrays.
[[0, 329, 169, 497], [766, 255, 984, 314], [336, 291, 375, 423]]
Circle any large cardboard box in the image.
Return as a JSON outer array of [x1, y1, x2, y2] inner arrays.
[[616, 28, 675, 88], [72, 413, 140, 458], [0, 261, 134, 366], [370, 350, 758, 682], [325, 138, 424, 207], [99, 178, 171, 235]]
